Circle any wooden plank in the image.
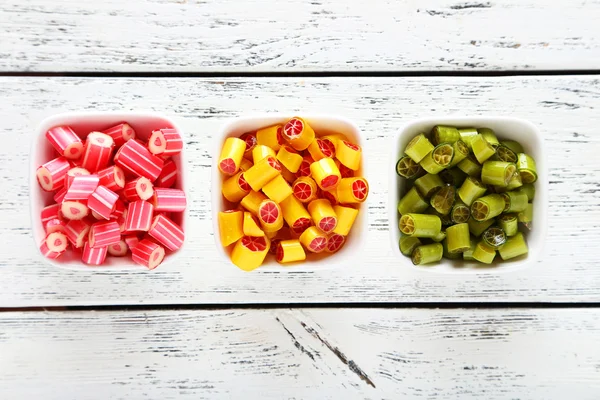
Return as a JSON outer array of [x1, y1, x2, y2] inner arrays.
[[1, 0, 599, 72], [0, 76, 599, 306], [0, 308, 599, 398]]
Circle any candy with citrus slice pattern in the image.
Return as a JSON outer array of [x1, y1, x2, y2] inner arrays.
[[336, 177, 369, 204], [335, 140, 361, 171], [307, 138, 336, 161], [292, 176, 318, 203], [218, 137, 246, 175], [240, 131, 257, 159], [258, 199, 283, 233], [276, 239, 306, 263], [299, 226, 328, 253], [308, 199, 338, 234], [396, 156, 421, 179], [325, 233, 345, 253], [231, 236, 270, 271], [219, 118, 367, 270], [282, 117, 315, 151]]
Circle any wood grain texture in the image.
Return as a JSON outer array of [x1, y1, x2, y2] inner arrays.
[[1, 0, 599, 72], [0, 76, 599, 306], [0, 308, 599, 399]]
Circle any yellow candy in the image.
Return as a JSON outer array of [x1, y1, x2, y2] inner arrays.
[[243, 156, 282, 191], [256, 124, 283, 152], [276, 146, 303, 173], [292, 176, 318, 203], [282, 117, 315, 151], [231, 236, 270, 271], [332, 205, 359, 236], [252, 145, 276, 164], [325, 232, 346, 253], [280, 164, 297, 183], [265, 229, 278, 239], [307, 138, 336, 161], [257, 199, 284, 233], [310, 157, 341, 191], [218, 137, 246, 175], [240, 190, 267, 215], [240, 132, 257, 161], [280, 195, 312, 233], [218, 210, 243, 246], [222, 171, 251, 203], [299, 226, 328, 253], [322, 188, 340, 206], [307, 199, 338, 233], [322, 133, 348, 148], [336, 177, 369, 204], [239, 157, 253, 172], [262, 175, 292, 204], [335, 140, 361, 171], [275, 239, 306, 264], [243, 212, 264, 237]]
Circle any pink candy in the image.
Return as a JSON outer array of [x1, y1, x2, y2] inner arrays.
[[152, 188, 187, 212], [88, 186, 119, 220], [82, 242, 108, 265], [46, 126, 84, 160], [36, 122, 186, 269], [148, 214, 184, 251], [114, 139, 164, 182], [81, 132, 114, 173], [124, 200, 154, 232]]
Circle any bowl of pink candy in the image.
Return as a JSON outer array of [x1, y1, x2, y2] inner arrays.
[[31, 112, 188, 270]]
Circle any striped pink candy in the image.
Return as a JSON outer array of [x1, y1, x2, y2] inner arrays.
[[124, 200, 154, 232], [41, 204, 61, 224], [45, 218, 67, 234], [98, 165, 125, 191], [64, 175, 100, 201], [156, 159, 178, 188], [53, 187, 67, 203], [88, 185, 119, 220], [123, 177, 154, 201], [110, 199, 126, 220], [89, 221, 121, 248], [152, 188, 187, 212], [66, 167, 91, 189], [45, 126, 84, 159], [148, 214, 184, 251], [132, 239, 165, 270], [148, 128, 183, 156], [107, 240, 128, 256], [39, 242, 63, 259], [39, 232, 69, 259], [36, 157, 70, 192], [81, 132, 114, 173], [114, 139, 164, 182], [82, 242, 107, 265], [103, 123, 136, 148], [124, 235, 140, 251], [64, 218, 93, 248]]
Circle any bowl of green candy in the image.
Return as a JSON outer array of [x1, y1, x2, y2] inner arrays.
[[389, 116, 547, 273]]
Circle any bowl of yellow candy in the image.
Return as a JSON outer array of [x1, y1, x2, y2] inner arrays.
[[213, 114, 370, 272]]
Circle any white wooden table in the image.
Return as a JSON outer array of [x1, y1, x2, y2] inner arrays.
[[1, 1, 600, 398]]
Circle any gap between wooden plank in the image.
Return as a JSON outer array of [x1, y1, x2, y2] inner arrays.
[[2, 302, 600, 312], [1, 70, 600, 78]]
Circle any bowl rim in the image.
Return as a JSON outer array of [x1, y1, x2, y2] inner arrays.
[[388, 115, 548, 274], [30, 111, 188, 272], [211, 113, 369, 272]]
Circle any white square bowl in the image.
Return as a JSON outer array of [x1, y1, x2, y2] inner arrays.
[[389, 116, 548, 274], [212, 114, 368, 271], [30, 112, 188, 271]]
